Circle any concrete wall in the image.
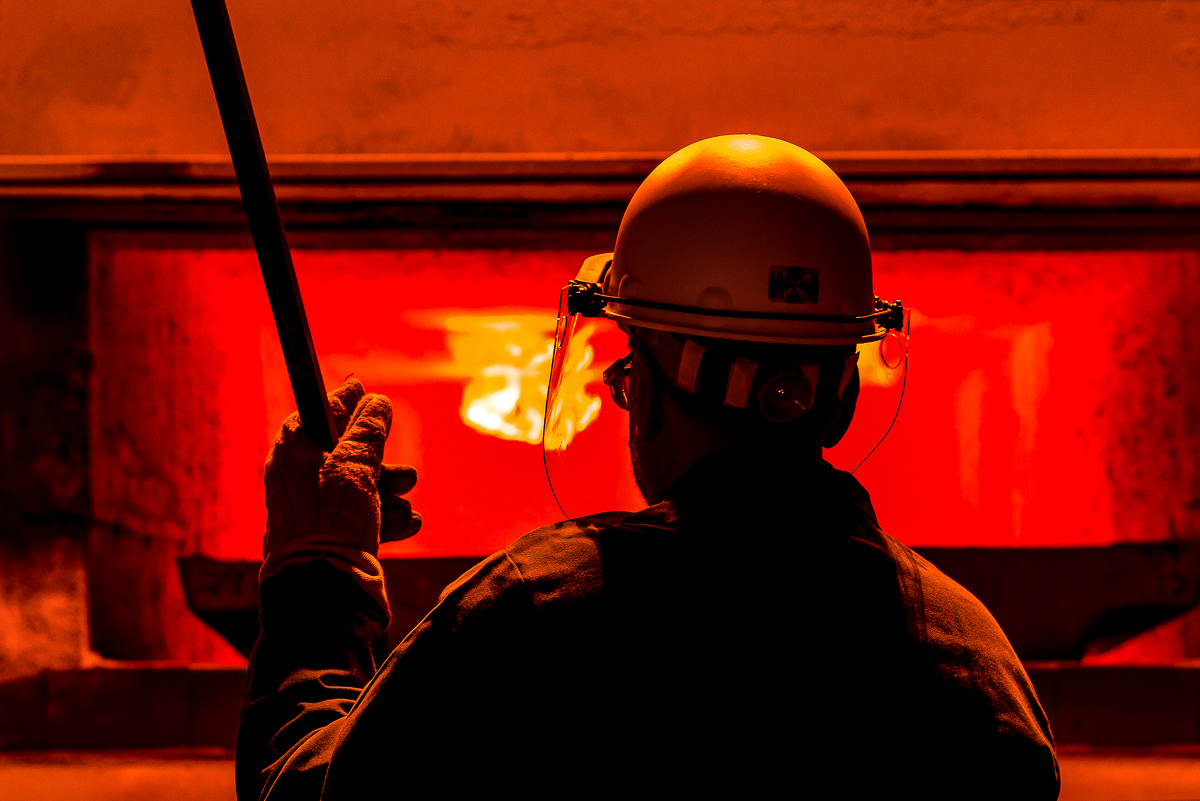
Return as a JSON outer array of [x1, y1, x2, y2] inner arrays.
[[0, 224, 92, 682], [2, 0, 1199, 156]]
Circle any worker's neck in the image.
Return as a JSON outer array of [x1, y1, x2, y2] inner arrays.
[[632, 401, 823, 505]]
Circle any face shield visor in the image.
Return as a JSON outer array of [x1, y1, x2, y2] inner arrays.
[[542, 287, 644, 518], [543, 257, 909, 519], [825, 310, 911, 474]]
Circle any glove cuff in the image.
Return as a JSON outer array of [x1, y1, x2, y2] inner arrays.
[[260, 537, 390, 626]]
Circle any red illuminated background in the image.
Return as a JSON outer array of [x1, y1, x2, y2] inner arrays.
[[89, 245, 1200, 562], [4, 1, 1200, 791]]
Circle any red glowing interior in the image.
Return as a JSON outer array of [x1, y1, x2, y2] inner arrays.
[[89, 247, 1200, 561]]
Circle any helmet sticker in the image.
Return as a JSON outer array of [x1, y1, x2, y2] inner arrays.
[[768, 266, 819, 304]]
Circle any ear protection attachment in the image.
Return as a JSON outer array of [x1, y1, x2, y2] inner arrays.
[[757, 365, 819, 423], [629, 327, 861, 426], [756, 352, 858, 424]]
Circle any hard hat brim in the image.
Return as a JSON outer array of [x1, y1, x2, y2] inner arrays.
[[601, 308, 887, 346]]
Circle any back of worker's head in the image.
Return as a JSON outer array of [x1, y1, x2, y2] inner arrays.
[[604, 135, 877, 341], [604, 135, 881, 449], [551, 134, 902, 493], [626, 324, 859, 451]]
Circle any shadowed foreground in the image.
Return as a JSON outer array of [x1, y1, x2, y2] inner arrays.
[[0, 749, 1197, 801]]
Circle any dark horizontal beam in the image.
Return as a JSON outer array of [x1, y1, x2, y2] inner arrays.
[[6, 149, 1200, 184], [5, 153, 1200, 209], [4, 152, 1200, 250]]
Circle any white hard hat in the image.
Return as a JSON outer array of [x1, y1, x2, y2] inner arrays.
[[567, 134, 903, 346], [544, 136, 909, 514]]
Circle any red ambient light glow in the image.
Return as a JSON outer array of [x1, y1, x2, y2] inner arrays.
[[89, 247, 1200, 562]]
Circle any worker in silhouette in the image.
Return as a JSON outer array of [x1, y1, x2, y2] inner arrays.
[[237, 136, 1060, 799]]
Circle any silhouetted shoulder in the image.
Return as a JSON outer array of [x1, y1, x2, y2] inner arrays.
[[499, 508, 690, 607], [874, 536, 1061, 796]]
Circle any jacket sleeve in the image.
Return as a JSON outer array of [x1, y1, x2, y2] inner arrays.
[[236, 559, 387, 800], [234, 552, 530, 800]]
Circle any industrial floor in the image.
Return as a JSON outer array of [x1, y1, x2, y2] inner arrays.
[[1, 748, 1199, 800]]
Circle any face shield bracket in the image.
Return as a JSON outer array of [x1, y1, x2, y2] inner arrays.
[[567, 277, 906, 336], [548, 277, 911, 517], [879, 298, 905, 333], [566, 280, 607, 318]]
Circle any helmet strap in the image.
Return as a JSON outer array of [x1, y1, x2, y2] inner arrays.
[[629, 327, 696, 394], [722, 357, 758, 408], [631, 327, 856, 423], [837, 352, 860, 399], [676, 339, 705, 393]]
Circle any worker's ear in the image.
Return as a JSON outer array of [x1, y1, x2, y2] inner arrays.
[[628, 349, 664, 441], [823, 366, 859, 448]]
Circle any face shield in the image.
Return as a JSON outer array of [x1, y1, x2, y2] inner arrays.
[[542, 257, 909, 519], [542, 286, 644, 518], [826, 309, 911, 474]]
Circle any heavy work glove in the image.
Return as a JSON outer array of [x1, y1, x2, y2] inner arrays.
[[260, 378, 421, 622]]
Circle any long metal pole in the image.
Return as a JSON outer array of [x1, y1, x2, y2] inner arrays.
[[190, 0, 339, 451]]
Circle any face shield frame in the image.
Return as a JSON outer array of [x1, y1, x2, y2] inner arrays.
[[542, 254, 910, 519], [565, 277, 906, 339]]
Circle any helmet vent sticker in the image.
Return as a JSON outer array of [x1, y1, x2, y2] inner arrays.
[[768, 266, 819, 304]]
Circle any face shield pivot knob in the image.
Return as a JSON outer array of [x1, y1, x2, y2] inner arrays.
[[881, 298, 905, 332], [566, 280, 606, 318]]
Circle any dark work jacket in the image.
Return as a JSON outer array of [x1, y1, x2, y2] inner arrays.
[[237, 458, 1060, 799]]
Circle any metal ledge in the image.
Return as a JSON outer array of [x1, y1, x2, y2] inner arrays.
[[3, 150, 1200, 248], [4, 149, 1200, 182]]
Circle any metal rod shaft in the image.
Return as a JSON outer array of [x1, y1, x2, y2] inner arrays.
[[190, 0, 339, 451]]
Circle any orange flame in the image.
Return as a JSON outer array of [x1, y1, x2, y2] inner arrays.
[[442, 313, 602, 445], [323, 309, 607, 445], [543, 322, 603, 451]]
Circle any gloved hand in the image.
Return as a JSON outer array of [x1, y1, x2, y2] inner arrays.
[[260, 378, 421, 622]]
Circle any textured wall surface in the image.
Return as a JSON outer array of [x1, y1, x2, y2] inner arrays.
[[86, 246, 1200, 559], [2, 0, 1199, 155], [0, 224, 92, 681], [87, 244, 253, 663]]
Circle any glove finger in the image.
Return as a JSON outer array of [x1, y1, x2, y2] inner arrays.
[[264, 410, 322, 541], [380, 464, 418, 496], [328, 378, 367, 437], [380, 494, 412, 539], [267, 411, 322, 482], [381, 504, 422, 543], [332, 394, 393, 475]]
